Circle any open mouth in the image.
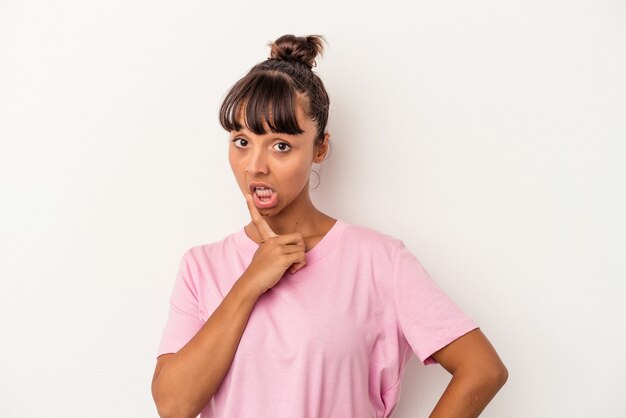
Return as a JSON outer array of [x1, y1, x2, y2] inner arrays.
[[254, 187, 275, 202], [248, 184, 278, 207]]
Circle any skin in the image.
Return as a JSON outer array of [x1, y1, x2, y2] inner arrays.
[[151, 192, 313, 418], [230, 98, 509, 416], [152, 95, 508, 417], [151, 103, 331, 417], [228, 96, 336, 264]]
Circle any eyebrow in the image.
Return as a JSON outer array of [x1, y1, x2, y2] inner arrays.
[[231, 130, 300, 140]]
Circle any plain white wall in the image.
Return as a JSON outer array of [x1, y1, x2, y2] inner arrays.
[[1, 0, 625, 417]]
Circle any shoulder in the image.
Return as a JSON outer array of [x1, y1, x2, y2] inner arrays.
[[340, 220, 406, 258], [178, 231, 237, 270]]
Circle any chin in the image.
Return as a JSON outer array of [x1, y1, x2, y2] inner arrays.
[[259, 205, 280, 215]]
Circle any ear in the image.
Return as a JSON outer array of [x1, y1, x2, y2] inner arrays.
[[313, 132, 330, 164]]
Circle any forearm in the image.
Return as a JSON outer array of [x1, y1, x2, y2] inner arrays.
[[429, 367, 508, 418], [152, 275, 261, 418]]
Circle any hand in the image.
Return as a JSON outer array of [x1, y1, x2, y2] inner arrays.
[[241, 194, 307, 295]]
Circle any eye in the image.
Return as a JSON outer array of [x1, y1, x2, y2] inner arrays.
[[273, 142, 292, 152], [231, 138, 248, 148]]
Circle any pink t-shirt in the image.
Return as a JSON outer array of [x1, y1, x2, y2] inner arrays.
[[156, 219, 479, 417]]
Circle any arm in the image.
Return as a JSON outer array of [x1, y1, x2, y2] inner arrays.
[[428, 328, 508, 418], [152, 194, 306, 418], [151, 274, 262, 418]]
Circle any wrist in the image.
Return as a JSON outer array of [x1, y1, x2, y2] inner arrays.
[[235, 273, 264, 301]]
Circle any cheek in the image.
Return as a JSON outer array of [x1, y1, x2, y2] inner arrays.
[[228, 150, 242, 173], [228, 149, 235, 170], [228, 153, 246, 189], [282, 157, 312, 187]]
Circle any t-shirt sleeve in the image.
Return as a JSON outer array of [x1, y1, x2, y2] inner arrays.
[[156, 250, 204, 358], [392, 241, 479, 366]]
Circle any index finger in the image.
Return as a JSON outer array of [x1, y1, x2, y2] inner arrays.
[[245, 193, 278, 241]]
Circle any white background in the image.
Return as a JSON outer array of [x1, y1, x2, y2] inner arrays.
[[1, 1, 625, 417]]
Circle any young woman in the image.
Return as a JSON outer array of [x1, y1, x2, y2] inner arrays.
[[151, 34, 508, 418]]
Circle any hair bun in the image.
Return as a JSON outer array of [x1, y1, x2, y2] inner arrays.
[[268, 34, 326, 69]]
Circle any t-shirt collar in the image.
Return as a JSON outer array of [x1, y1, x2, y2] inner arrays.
[[233, 218, 347, 266]]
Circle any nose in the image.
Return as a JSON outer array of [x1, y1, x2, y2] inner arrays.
[[246, 147, 269, 175]]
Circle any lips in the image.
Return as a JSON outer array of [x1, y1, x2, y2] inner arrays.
[[249, 182, 278, 209]]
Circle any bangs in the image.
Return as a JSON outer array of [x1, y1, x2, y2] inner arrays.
[[219, 71, 305, 135]]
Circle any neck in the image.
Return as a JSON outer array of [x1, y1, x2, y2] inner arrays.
[[245, 189, 333, 242]]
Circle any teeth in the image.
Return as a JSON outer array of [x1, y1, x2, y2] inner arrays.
[[254, 187, 274, 197]]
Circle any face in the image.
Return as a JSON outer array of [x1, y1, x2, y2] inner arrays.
[[228, 100, 329, 217]]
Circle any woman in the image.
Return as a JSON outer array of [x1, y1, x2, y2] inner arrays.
[[151, 34, 508, 418]]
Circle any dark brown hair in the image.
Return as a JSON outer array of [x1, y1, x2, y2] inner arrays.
[[219, 34, 330, 147]]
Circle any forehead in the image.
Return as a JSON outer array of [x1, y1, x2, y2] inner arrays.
[[234, 93, 315, 135]]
